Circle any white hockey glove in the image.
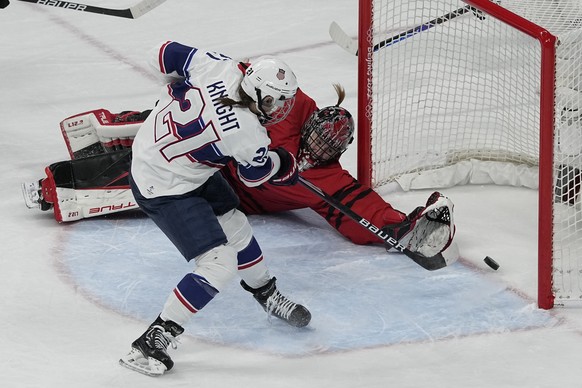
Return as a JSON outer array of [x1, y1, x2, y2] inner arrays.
[[382, 192, 455, 257]]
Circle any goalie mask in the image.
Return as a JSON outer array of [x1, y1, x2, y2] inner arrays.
[[299, 105, 355, 169], [241, 57, 298, 119]]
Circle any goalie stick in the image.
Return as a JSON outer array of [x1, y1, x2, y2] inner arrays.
[[329, 4, 485, 56], [16, 0, 167, 19], [298, 176, 458, 271]]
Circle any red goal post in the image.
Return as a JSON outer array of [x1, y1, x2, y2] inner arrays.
[[356, 0, 582, 309]]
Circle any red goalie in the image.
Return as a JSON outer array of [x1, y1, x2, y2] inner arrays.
[[22, 85, 455, 255]]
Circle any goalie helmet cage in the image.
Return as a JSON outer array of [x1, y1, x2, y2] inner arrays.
[[357, 0, 582, 309]]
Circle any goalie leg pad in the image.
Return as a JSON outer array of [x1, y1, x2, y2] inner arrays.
[[60, 109, 146, 159], [25, 151, 137, 222]]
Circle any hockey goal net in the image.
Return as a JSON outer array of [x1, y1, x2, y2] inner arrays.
[[357, 0, 582, 308]]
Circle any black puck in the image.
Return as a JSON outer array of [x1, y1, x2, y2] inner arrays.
[[484, 256, 499, 270]]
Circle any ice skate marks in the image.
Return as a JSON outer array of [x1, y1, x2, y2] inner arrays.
[[57, 210, 558, 356]]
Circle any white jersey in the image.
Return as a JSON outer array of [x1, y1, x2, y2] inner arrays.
[[131, 41, 279, 198]]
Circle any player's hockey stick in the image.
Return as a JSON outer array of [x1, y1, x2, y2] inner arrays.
[[297, 176, 458, 271], [16, 0, 167, 19], [330, 4, 485, 56]]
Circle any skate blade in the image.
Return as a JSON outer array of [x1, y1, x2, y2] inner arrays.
[[119, 348, 167, 377], [21, 182, 41, 209]]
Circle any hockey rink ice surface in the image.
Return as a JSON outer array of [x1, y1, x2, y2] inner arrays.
[[2, 1, 582, 387], [61, 211, 557, 356]]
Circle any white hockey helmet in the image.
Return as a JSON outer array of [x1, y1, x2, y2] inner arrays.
[[241, 57, 298, 115]]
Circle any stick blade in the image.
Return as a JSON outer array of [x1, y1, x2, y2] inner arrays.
[[407, 242, 459, 271], [129, 0, 167, 19], [329, 21, 358, 56]]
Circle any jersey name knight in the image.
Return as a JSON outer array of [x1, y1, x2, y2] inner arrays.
[[206, 80, 240, 132]]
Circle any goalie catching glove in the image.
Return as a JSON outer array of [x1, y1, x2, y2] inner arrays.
[[382, 191, 455, 257]]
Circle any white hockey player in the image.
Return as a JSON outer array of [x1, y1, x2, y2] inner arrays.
[[117, 41, 310, 376]]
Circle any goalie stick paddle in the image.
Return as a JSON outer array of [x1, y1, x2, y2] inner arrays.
[[297, 176, 457, 271], [329, 5, 485, 56], [17, 0, 167, 19]]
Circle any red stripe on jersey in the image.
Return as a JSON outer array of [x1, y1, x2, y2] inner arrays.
[[158, 41, 172, 74], [173, 288, 198, 313]]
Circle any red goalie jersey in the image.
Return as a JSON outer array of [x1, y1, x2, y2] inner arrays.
[[222, 88, 408, 245], [24, 88, 409, 245]]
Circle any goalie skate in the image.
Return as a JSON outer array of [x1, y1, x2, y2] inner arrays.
[[21, 181, 41, 209], [21, 181, 45, 209], [119, 348, 168, 377], [21, 180, 52, 211]]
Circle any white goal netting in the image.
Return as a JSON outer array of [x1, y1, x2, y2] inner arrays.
[[363, 0, 582, 306]]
